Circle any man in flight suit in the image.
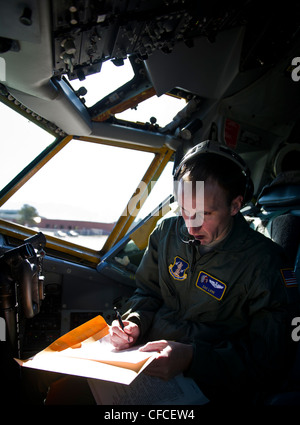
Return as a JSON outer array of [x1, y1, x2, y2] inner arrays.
[[110, 140, 290, 404]]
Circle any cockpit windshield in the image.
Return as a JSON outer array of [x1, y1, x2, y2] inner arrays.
[[0, 101, 174, 251], [67, 58, 186, 126]]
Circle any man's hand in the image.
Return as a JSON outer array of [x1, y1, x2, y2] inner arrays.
[[140, 340, 194, 380], [109, 319, 140, 350]]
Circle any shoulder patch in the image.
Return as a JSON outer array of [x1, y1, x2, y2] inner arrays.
[[281, 268, 298, 287], [195, 271, 227, 300], [169, 256, 189, 280]]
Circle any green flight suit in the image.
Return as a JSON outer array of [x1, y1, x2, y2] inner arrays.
[[123, 213, 290, 402]]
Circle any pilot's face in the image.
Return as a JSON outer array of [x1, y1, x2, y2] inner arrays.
[[177, 177, 242, 246]]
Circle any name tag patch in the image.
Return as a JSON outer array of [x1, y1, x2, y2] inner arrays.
[[169, 256, 189, 280], [195, 271, 227, 300]]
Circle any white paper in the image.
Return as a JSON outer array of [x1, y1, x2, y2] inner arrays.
[[16, 335, 157, 385], [88, 373, 209, 405], [16, 335, 158, 385], [45, 334, 156, 365]]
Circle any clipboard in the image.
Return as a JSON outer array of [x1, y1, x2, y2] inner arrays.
[[16, 315, 157, 385]]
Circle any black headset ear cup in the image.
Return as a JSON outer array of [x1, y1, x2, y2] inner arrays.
[[173, 140, 254, 204]]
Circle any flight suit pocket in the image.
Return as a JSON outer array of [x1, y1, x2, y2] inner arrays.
[[160, 277, 180, 311]]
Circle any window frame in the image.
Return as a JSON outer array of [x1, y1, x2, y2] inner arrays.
[[0, 126, 174, 265]]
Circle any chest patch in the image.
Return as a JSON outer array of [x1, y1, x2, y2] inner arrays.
[[169, 256, 189, 280], [281, 268, 297, 287], [195, 271, 227, 300]]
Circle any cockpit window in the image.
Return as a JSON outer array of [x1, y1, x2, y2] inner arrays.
[[68, 58, 186, 127], [116, 94, 186, 128], [0, 64, 178, 251], [135, 160, 174, 221], [0, 102, 55, 190], [67, 59, 135, 108], [0, 118, 172, 250]]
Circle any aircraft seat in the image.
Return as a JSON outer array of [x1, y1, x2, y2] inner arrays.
[[246, 170, 300, 405], [246, 170, 300, 286]]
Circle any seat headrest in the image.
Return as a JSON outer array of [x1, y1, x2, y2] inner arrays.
[[257, 171, 300, 208]]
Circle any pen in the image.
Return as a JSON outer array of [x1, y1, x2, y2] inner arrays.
[[114, 307, 130, 341], [114, 306, 125, 330]]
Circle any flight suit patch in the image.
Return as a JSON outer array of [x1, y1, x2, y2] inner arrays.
[[169, 256, 189, 280], [195, 271, 227, 300], [281, 268, 297, 287]]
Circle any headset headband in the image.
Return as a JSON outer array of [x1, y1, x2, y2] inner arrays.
[[174, 140, 249, 179], [173, 140, 253, 203]]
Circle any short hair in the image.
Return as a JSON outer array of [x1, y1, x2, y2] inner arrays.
[[175, 152, 248, 206]]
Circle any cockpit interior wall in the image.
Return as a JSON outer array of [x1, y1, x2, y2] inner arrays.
[[145, 26, 245, 98]]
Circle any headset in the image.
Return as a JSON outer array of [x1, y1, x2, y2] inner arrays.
[[173, 140, 254, 246], [176, 217, 201, 246]]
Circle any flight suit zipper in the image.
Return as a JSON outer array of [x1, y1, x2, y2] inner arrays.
[[190, 245, 217, 275], [191, 245, 197, 274]]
